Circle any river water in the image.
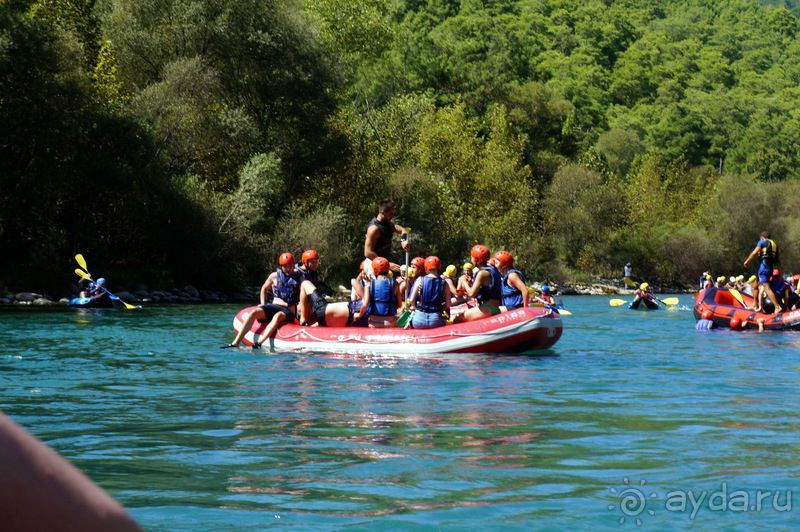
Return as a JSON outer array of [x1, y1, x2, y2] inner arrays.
[[2, 297, 799, 530]]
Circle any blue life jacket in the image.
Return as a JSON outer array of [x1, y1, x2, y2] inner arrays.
[[477, 264, 502, 303], [416, 275, 445, 313], [501, 268, 526, 309], [759, 238, 779, 267], [368, 277, 396, 316], [273, 268, 303, 306]]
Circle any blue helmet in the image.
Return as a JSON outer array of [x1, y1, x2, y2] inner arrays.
[[88, 281, 96, 289], [96, 278, 106, 286], [541, 284, 551, 294]]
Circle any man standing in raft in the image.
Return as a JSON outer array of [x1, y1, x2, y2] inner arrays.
[[744, 231, 781, 315], [364, 199, 409, 273]]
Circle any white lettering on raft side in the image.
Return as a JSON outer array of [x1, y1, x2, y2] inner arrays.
[[330, 332, 426, 343], [781, 309, 800, 322], [487, 309, 526, 326]]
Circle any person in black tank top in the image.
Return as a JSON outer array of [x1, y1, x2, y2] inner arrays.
[[364, 199, 409, 274]]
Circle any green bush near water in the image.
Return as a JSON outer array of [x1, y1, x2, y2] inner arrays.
[[2, 0, 800, 292]]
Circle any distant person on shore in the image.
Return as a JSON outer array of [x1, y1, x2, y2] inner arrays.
[[744, 231, 781, 315], [363, 199, 409, 274], [623, 262, 636, 288], [224, 252, 304, 349]]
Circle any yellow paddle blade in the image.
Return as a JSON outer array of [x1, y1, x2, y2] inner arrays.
[[728, 289, 746, 308], [556, 308, 572, 315], [74, 254, 88, 271], [74, 268, 92, 281], [609, 299, 628, 307], [660, 297, 679, 305], [121, 300, 137, 310]]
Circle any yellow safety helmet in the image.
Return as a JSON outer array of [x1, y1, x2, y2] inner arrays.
[[747, 275, 757, 283], [444, 265, 457, 278], [717, 276, 726, 284], [735, 275, 744, 282], [705, 273, 712, 280], [463, 262, 474, 271], [640, 282, 649, 290]]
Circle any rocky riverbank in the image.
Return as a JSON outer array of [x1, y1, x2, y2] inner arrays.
[[0, 279, 693, 307]]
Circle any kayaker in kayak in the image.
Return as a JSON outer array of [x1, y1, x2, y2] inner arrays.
[[363, 199, 409, 274], [408, 256, 451, 329], [744, 231, 781, 315], [353, 257, 403, 328], [631, 282, 656, 307], [495, 251, 528, 311], [225, 252, 303, 349], [459, 244, 502, 322], [533, 284, 556, 306]]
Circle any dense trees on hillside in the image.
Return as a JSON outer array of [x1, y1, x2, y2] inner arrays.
[[2, 0, 800, 291]]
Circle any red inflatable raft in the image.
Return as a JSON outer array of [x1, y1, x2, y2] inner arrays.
[[232, 306, 563, 354], [693, 287, 800, 330]]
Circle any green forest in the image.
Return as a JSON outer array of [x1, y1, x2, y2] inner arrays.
[[2, 0, 800, 293]]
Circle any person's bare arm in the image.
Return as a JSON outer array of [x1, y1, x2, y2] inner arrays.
[[465, 270, 487, 298], [744, 246, 760, 268], [364, 225, 380, 259], [509, 273, 529, 307], [0, 412, 140, 531], [259, 273, 276, 305]]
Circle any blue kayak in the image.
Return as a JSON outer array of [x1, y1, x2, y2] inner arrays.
[[67, 293, 114, 308], [628, 297, 659, 310]]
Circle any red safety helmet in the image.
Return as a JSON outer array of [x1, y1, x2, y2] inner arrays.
[[424, 256, 441, 273], [470, 244, 490, 263], [279, 252, 295, 266], [493, 250, 514, 269], [411, 256, 425, 269], [301, 249, 319, 265], [372, 256, 390, 275]]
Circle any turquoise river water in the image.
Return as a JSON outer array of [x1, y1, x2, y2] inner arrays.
[[2, 296, 799, 530]]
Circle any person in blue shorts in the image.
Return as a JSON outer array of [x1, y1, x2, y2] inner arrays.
[[744, 231, 781, 315]]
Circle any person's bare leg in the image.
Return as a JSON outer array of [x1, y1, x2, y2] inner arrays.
[[323, 302, 351, 327], [297, 281, 317, 326], [255, 312, 287, 349], [230, 308, 265, 347], [762, 283, 782, 315]]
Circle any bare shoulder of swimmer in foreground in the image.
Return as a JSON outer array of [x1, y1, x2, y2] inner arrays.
[[0, 411, 140, 531]]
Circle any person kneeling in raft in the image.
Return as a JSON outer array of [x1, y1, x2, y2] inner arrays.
[[407, 256, 452, 329], [352, 257, 404, 328], [224, 252, 304, 349], [458, 244, 503, 322]]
